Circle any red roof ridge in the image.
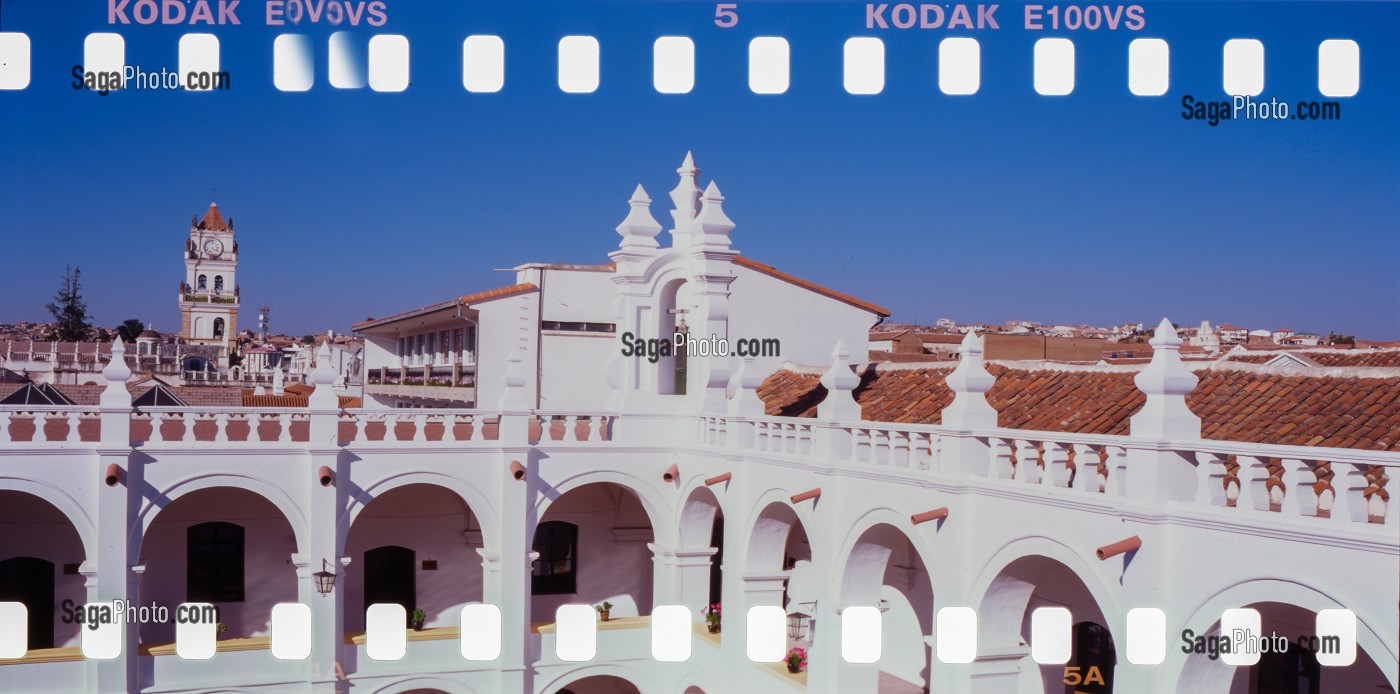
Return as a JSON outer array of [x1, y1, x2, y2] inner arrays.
[[353, 283, 538, 330], [196, 202, 229, 231], [733, 256, 890, 317]]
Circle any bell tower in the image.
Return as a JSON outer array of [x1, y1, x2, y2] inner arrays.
[[178, 201, 240, 362]]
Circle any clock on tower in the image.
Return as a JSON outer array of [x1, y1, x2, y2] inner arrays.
[[178, 201, 241, 366]]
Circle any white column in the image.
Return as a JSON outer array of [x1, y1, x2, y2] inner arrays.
[[650, 544, 718, 616], [301, 450, 343, 692]]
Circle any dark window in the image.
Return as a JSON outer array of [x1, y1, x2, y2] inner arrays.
[[0, 557, 55, 649], [197, 275, 207, 290], [187, 522, 244, 602], [540, 320, 616, 333], [214, 276, 224, 292], [531, 521, 578, 595], [708, 515, 724, 606], [213, 318, 225, 339], [364, 545, 416, 622], [1253, 643, 1320, 694]]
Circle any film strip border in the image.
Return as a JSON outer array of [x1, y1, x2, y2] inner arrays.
[[0, 601, 1362, 667], [0, 32, 1363, 97]]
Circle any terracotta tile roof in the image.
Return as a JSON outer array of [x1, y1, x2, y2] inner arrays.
[[733, 257, 890, 317], [1307, 351, 1400, 368], [353, 283, 539, 330], [869, 350, 954, 364], [758, 364, 1400, 452], [869, 331, 911, 340], [196, 202, 229, 231], [241, 391, 361, 408]]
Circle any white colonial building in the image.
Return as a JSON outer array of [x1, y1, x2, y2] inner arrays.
[[0, 156, 1395, 694]]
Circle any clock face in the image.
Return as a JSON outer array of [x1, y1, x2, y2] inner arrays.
[[203, 239, 224, 257]]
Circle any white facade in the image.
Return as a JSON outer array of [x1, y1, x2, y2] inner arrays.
[[357, 155, 885, 414], [0, 159, 1395, 694]]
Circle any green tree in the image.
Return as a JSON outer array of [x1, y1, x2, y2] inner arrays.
[[115, 318, 145, 343], [45, 265, 92, 342]]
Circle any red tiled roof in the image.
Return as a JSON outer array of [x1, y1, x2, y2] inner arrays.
[[758, 364, 1400, 452], [353, 283, 539, 330], [197, 202, 229, 231], [1308, 351, 1400, 368], [242, 391, 360, 408], [733, 257, 890, 317]]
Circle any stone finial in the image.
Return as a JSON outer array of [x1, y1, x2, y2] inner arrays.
[[941, 331, 997, 428], [697, 181, 735, 247], [100, 337, 133, 408], [308, 336, 339, 409], [1130, 318, 1202, 439], [728, 356, 765, 415], [669, 151, 701, 220], [817, 340, 861, 421], [615, 184, 663, 249], [497, 348, 529, 410], [669, 151, 702, 248]]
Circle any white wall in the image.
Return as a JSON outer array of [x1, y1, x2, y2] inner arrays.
[[343, 484, 484, 631], [539, 333, 614, 411], [727, 263, 878, 372], [476, 293, 539, 409], [532, 484, 654, 621], [137, 488, 298, 643]]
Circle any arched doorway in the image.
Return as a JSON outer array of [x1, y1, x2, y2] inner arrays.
[[974, 553, 1119, 694], [344, 483, 484, 632], [137, 487, 299, 643], [532, 482, 657, 622], [657, 277, 696, 395], [555, 674, 641, 694], [837, 522, 935, 692], [677, 486, 724, 620], [743, 498, 814, 676], [1181, 601, 1395, 694], [0, 490, 89, 650]]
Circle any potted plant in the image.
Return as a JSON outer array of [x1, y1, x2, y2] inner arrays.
[[785, 647, 807, 674], [595, 601, 614, 622], [703, 603, 722, 633], [410, 608, 426, 631]]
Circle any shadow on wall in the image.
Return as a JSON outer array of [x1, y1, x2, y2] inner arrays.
[[137, 488, 297, 643]]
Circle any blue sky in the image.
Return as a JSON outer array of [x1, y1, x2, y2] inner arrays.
[[1, 1, 1397, 339]]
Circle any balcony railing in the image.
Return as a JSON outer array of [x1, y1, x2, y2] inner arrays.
[[696, 414, 1398, 532]]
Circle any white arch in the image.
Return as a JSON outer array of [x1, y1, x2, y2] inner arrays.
[[742, 487, 816, 572], [832, 506, 942, 604], [677, 482, 724, 547], [0, 476, 97, 561], [967, 535, 1126, 657], [533, 468, 673, 542], [1169, 578, 1398, 693], [370, 675, 477, 694], [342, 471, 500, 551], [133, 473, 308, 561], [537, 663, 660, 694]]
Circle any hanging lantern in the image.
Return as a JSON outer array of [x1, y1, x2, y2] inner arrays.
[[313, 559, 337, 596], [786, 610, 811, 640]]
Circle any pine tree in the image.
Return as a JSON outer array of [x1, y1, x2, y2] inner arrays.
[[45, 265, 92, 342]]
